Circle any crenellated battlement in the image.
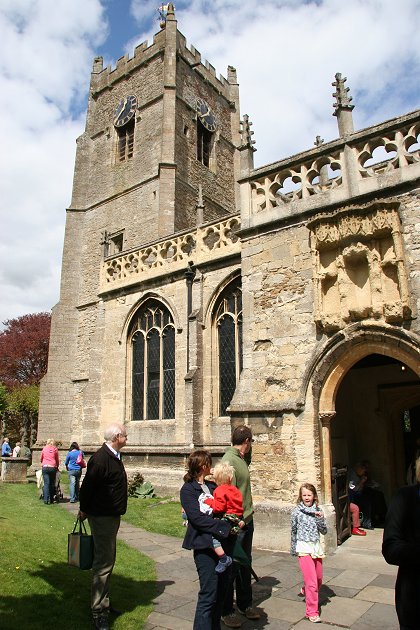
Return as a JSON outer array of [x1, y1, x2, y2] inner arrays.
[[177, 31, 234, 95], [90, 29, 166, 95], [90, 23, 234, 98]]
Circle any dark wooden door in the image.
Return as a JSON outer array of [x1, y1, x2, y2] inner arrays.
[[332, 465, 351, 545]]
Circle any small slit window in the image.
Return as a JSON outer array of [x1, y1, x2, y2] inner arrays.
[[197, 122, 212, 167], [117, 119, 135, 162]]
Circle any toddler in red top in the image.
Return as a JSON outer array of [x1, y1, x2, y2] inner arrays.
[[203, 462, 245, 573]]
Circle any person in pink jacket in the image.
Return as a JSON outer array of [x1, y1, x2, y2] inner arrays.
[[40, 439, 59, 504]]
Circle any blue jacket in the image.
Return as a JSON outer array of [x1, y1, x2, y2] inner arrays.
[[180, 479, 232, 551], [2, 442, 12, 456], [65, 449, 83, 471]]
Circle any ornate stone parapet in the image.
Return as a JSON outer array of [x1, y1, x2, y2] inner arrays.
[[1, 457, 29, 483], [241, 110, 420, 222], [100, 214, 241, 293]]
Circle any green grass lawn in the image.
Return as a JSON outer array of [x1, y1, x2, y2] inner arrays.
[[59, 474, 184, 539], [124, 496, 185, 538], [0, 481, 156, 630]]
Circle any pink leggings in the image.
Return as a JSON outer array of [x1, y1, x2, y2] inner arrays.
[[298, 555, 323, 617], [350, 502, 360, 528]]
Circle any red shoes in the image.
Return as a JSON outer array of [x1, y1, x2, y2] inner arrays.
[[352, 527, 367, 536]]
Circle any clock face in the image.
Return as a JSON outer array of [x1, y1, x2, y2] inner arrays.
[[196, 98, 217, 132], [113, 95, 137, 128]]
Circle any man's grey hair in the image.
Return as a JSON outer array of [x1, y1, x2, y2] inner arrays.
[[104, 423, 125, 442]]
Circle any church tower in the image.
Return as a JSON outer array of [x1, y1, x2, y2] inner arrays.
[[38, 5, 242, 449]]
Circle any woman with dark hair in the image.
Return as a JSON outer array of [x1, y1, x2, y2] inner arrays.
[[180, 450, 234, 630], [65, 441, 84, 503]]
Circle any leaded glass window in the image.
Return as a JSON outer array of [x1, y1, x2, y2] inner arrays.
[[214, 279, 243, 415], [130, 302, 175, 420]]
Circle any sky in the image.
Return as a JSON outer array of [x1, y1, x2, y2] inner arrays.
[[0, 0, 419, 325]]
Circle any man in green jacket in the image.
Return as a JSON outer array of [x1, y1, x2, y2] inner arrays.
[[221, 425, 261, 628]]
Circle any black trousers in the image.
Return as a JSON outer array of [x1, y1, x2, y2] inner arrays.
[[222, 519, 254, 615], [193, 548, 232, 630]]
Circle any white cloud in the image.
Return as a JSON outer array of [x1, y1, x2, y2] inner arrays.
[[1, 0, 419, 324], [0, 0, 107, 324], [130, 0, 420, 162]]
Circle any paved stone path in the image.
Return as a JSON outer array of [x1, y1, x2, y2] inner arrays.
[[121, 523, 398, 630], [65, 504, 399, 629]]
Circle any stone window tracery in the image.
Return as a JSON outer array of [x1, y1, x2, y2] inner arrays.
[[213, 278, 243, 416], [129, 301, 175, 420]]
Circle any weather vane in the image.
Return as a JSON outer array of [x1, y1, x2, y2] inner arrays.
[[158, 3, 175, 28]]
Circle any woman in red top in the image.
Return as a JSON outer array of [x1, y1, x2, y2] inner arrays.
[[40, 438, 59, 504], [203, 462, 245, 573]]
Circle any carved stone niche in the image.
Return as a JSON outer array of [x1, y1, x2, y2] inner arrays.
[[308, 202, 411, 333]]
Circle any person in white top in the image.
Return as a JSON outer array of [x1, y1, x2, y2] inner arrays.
[[12, 441, 21, 457], [290, 483, 327, 624]]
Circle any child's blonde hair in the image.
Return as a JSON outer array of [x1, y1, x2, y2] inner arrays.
[[213, 462, 234, 485], [297, 483, 319, 506]]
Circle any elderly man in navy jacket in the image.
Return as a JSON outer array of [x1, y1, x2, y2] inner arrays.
[[79, 423, 128, 630]]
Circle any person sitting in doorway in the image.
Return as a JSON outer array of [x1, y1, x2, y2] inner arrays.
[[349, 501, 366, 536], [349, 463, 374, 529], [361, 459, 387, 526]]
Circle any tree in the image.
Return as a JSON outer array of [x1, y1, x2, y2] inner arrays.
[[0, 312, 51, 388], [0, 312, 51, 447], [7, 384, 39, 447]]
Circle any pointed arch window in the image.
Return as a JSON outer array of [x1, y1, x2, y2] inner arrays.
[[129, 301, 175, 420], [214, 278, 243, 416]]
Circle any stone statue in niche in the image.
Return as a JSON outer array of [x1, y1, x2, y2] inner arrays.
[[308, 203, 411, 333]]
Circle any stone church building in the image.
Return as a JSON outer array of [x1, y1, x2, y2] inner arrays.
[[37, 6, 420, 550]]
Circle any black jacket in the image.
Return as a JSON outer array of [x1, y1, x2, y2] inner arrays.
[[79, 443, 127, 516], [180, 479, 232, 551], [382, 484, 420, 628]]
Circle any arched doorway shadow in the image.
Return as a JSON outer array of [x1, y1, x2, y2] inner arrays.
[[331, 355, 420, 502], [310, 324, 420, 506]]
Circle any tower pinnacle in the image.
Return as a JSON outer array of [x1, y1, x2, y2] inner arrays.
[[332, 72, 355, 137]]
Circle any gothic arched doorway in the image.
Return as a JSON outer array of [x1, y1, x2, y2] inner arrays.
[[331, 353, 420, 502], [312, 325, 420, 506]]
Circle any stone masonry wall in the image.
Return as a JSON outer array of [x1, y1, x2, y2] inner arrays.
[[174, 55, 238, 229], [72, 56, 165, 211], [72, 259, 240, 449], [231, 188, 420, 506]]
